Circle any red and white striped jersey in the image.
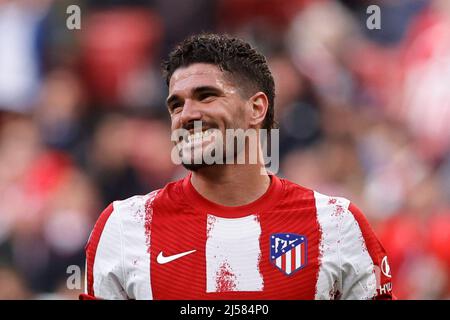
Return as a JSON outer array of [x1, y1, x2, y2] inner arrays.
[[82, 174, 393, 300]]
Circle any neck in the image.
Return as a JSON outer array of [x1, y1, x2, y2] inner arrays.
[[190, 163, 270, 207]]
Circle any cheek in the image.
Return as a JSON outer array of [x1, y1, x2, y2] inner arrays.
[[231, 102, 250, 126], [204, 99, 248, 128], [226, 98, 246, 116], [170, 114, 181, 129]]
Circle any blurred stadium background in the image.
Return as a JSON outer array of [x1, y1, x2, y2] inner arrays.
[[0, 0, 449, 300]]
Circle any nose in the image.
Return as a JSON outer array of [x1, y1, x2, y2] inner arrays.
[[179, 99, 202, 128]]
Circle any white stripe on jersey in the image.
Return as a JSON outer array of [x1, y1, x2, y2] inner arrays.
[[116, 192, 158, 299], [285, 250, 292, 274], [92, 201, 128, 299], [206, 214, 264, 292], [276, 256, 282, 269], [313, 192, 377, 300], [93, 192, 159, 299]]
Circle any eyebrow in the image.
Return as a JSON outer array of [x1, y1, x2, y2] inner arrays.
[[166, 85, 223, 108]]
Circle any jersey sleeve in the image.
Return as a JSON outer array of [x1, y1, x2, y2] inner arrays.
[[339, 203, 394, 300], [81, 203, 128, 300]]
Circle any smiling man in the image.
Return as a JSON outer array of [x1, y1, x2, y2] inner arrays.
[[81, 33, 393, 300]]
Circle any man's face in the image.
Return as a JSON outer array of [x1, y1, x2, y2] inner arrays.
[[167, 63, 251, 170]]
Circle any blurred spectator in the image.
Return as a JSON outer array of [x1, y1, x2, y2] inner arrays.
[[0, 267, 31, 299], [398, 0, 450, 162], [79, 7, 162, 108], [339, 0, 429, 45], [0, 0, 52, 113], [87, 113, 148, 206], [155, 0, 218, 57], [34, 67, 87, 153], [218, 0, 310, 31], [269, 54, 322, 156]]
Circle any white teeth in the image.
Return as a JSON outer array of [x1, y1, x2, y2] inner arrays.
[[186, 130, 213, 143]]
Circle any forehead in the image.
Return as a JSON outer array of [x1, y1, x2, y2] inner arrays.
[[169, 63, 234, 94]]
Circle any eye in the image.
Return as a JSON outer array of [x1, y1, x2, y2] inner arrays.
[[169, 102, 183, 113], [199, 92, 217, 102]]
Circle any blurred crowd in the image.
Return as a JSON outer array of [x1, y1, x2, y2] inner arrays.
[[0, 0, 449, 299]]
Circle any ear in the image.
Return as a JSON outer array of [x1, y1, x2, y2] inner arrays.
[[248, 92, 269, 128]]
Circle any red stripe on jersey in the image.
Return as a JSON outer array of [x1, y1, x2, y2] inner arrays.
[[302, 242, 307, 267], [281, 252, 286, 273], [85, 203, 114, 297], [291, 246, 296, 272], [149, 181, 208, 299], [257, 181, 320, 299], [79, 293, 99, 300], [297, 242, 302, 269], [348, 203, 393, 299]]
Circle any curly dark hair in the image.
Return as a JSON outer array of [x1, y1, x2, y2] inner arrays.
[[162, 33, 276, 131]]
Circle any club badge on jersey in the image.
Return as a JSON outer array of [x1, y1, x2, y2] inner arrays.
[[270, 233, 307, 276]]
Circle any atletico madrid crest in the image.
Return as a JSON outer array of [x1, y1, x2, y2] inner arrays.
[[270, 233, 307, 276]]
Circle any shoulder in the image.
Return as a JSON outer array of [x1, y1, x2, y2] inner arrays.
[[279, 183, 371, 250], [88, 176, 186, 241], [312, 190, 378, 248], [278, 177, 313, 196], [312, 190, 351, 213], [112, 191, 160, 224], [86, 190, 162, 249], [278, 178, 355, 213], [310, 190, 372, 243]]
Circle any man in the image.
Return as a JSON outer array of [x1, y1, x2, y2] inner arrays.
[[81, 33, 393, 300]]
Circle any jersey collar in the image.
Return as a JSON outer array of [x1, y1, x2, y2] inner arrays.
[[181, 172, 284, 218]]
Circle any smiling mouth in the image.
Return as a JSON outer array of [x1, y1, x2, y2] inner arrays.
[[176, 128, 217, 146], [185, 129, 214, 143]]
